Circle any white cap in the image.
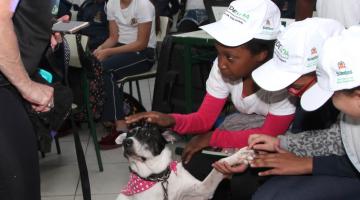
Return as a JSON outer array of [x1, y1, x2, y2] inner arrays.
[[200, 0, 281, 47], [252, 18, 344, 91], [301, 26, 360, 111]]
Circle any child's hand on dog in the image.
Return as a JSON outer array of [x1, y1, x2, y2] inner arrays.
[[125, 111, 176, 128]]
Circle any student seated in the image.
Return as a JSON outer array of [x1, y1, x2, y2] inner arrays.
[[93, 0, 159, 150]]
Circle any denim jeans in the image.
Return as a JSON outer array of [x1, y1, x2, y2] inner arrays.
[[101, 47, 154, 121]]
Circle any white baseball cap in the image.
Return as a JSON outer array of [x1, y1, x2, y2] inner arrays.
[[200, 0, 281, 47], [301, 26, 360, 111], [252, 18, 344, 91]]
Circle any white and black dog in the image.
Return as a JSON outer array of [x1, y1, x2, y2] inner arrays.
[[115, 124, 255, 200]]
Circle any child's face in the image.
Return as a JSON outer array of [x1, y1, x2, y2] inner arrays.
[[332, 89, 360, 118], [215, 43, 265, 81]]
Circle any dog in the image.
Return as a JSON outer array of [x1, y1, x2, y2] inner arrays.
[[115, 124, 255, 200]]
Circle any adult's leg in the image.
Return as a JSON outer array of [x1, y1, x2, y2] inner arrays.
[[101, 50, 153, 122], [253, 175, 360, 200], [0, 87, 40, 200]]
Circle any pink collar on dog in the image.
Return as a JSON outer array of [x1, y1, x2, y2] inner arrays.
[[121, 161, 178, 196]]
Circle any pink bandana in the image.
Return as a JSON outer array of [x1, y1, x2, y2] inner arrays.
[[121, 161, 178, 196]]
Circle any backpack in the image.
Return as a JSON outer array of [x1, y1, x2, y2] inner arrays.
[[77, 0, 109, 50]]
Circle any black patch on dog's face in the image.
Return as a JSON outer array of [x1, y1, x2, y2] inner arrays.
[[125, 123, 167, 157]]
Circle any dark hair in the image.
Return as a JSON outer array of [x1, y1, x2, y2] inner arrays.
[[149, 0, 161, 35], [342, 86, 360, 94], [242, 38, 276, 64]]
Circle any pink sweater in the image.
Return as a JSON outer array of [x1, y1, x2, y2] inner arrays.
[[171, 93, 294, 148]]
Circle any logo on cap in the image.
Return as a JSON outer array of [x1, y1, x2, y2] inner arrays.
[[263, 19, 273, 31], [311, 48, 317, 55], [225, 5, 250, 24], [274, 41, 289, 62], [336, 61, 354, 83], [338, 61, 346, 72], [306, 47, 319, 67]]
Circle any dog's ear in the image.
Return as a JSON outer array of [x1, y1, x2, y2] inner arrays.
[[115, 132, 127, 145], [161, 130, 181, 143]]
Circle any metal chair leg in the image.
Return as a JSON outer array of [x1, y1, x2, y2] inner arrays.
[[82, 72, 103, 172], [129, 81, 133, 97], [135, 80, 142, 104], [54, 136, 61, 154]]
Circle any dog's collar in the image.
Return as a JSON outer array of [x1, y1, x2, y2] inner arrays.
[[121, 161, 178, 197]]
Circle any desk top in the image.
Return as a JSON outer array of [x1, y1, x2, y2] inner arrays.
[[172, 30, 215, 45], [173, 30, 213, 39]]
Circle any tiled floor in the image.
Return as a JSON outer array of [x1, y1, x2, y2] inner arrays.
[[40, 79, 183, 200]]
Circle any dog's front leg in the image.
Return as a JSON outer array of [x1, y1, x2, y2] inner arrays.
[[185, 147, 255, 199], [182, 169, 225, 200]]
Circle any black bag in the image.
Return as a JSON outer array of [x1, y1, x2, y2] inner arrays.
[[27, 76, 73, 153], [77, 0, 109, 50]]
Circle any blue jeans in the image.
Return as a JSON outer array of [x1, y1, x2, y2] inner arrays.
[[101, 47, 154, 121]]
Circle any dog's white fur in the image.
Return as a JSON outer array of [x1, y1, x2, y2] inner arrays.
[[115, 133, 254, 200]]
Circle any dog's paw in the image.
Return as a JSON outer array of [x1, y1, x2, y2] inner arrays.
[[115, 132, 127, 145], [219, 147, 255, 166]]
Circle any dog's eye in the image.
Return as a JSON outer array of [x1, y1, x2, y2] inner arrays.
[[144, 131, 151, 137]]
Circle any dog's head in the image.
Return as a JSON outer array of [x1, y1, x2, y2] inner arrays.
[[115, 123, 178, 177], [120, 124, 167, 161]]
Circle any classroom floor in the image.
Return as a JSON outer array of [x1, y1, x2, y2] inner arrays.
[[40, 78, 182, 200]]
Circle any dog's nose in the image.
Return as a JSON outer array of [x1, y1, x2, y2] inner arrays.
[[123, 138, 133, 148]]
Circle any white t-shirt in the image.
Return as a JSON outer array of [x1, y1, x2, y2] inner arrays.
[[206, 58, 296, 116], [107, 0, 156, 48], [316, 0, 360, 28]]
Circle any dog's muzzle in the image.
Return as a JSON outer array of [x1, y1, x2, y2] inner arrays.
[[123, 138, 146, 161]]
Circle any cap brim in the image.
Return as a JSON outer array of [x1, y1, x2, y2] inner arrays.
[[300, 83, 334, 111], [252, 59, 302, 91], [200, 21, 254, 47]]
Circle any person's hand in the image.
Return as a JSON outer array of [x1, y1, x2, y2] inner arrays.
[[248, 134, 280, 152], [93, 48, 111, 61], [51, 15, 70, 49], [93, 45, 103, 55], [250, 146, 313, 176], [125, 111, 176, 128], [212, 161, 248, 177], [19, 80, 54, 112], [181, 132, 212, 164]]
